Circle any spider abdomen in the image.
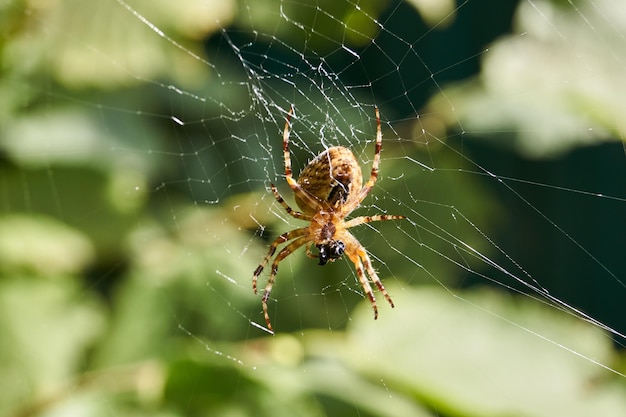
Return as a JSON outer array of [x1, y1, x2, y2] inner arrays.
[[295, 146, 363, 213]]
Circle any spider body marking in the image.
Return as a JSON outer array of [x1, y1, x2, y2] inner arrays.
[[252, 105, 405, 333], [296, 146, 362, 213]]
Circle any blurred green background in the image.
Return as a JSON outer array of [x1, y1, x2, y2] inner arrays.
[[1, 0, 625, 416]]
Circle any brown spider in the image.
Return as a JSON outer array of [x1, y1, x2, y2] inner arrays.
[[253, 105, 405, 332]]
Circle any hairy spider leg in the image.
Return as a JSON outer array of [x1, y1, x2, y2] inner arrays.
[[282, 105, 324, 213], [343, 235, 380, 319], [252, 228, 308, 295], [341, 107, 383, 216], [261, 235, 311, 332], [359, 245, 395, 310], [343, 232, 395, 319], [270, 184, 313, 221], [343, 214, 406, 228]]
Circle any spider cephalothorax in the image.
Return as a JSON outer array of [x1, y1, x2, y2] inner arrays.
[[311, 211, 344, 265], [252, 105, 406, 332]]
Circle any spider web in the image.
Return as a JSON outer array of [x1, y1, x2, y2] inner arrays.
[[2, 0, 626, 416]]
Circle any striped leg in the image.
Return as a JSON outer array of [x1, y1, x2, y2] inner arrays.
[[345, 243, 379, 319], [282, 105, 297, 189], [359, 246, 395, 310], [261, 235, 310, 332], [363, 107, 383, 195], [343, 233, 395, 320], [343, 214, 406, 229], [282, 105, 322, 212], [271, 184, 312, 221], [252, 227, 308, 294], [341, 107, 383, 215]]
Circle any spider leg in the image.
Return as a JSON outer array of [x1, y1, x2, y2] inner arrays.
[[361, 106, 383, 198], [282, 106, 296, 186], [344, 233, 395, 320], [340, 107, 384, 216], [271, 184, 313, 221], [261, 235, 311, 332], [282, 105, 324, 212], [343, 214, 406, 229], [253, 227, 308, 295], [359, 246, 395, 310], [345, 243, 379, 319]]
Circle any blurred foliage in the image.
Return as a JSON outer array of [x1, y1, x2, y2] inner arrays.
[[423, 0, 626, 157], [1, 1, 625, 417]]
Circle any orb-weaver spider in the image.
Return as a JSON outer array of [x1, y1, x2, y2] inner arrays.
[[253, 106, 405, 332]]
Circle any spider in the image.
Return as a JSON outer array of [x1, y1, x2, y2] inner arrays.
[[252, 105, 405, 332]]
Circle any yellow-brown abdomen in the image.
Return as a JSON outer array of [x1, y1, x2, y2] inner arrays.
[[295, 146, 363, 214]]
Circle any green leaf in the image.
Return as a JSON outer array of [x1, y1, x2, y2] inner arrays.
[[345, 286, 626, 417], [0, 277, 105, 416]]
